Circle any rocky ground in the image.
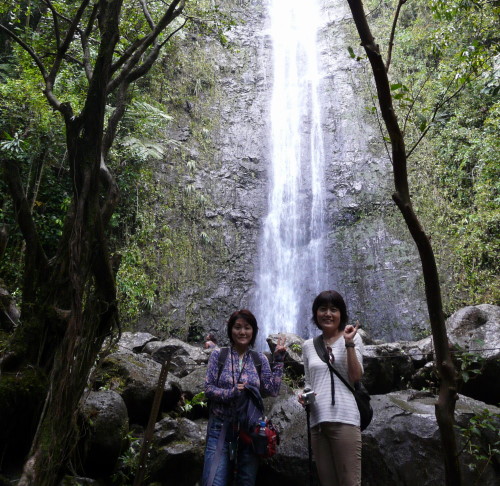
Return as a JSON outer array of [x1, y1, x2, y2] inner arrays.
[[9, 303, 494, 486]]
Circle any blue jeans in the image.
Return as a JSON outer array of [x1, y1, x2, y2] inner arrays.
[[202, 417, 260, 486]]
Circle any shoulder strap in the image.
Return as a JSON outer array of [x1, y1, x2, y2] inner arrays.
[[217, 347, 262, 382], [217, 347, 230, 384], [249, 350, 262, 379], [330, 362, 355, 393], [312, 335, 355, 398], [313, 335, 328, 364]]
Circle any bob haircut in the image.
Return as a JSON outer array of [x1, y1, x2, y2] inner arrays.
[[227, 309, 259, 347], [311, 290, 349, 330]]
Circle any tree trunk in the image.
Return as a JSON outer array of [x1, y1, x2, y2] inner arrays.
[[345, 1, 462, 485], [17, 0, 123, 482], [1, 0, 186, 483]]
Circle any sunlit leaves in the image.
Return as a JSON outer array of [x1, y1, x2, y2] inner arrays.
[[347, 45, 364, 61], [0, 132, 25, 155]]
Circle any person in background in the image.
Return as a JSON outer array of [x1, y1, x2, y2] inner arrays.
[[298, 290, 364, 486], [204, 332, 218, 350], [202, 309, 286, 486]]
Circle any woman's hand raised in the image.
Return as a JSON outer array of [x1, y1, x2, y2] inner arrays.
[[343, 320, 359, 343], [273, 335, 287, 361]]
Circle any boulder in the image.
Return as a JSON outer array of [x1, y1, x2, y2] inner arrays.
[[360, 391, 500, 486], [255, 389, 500, 486], [147, 417, 207, 485], [445, 304, 500, 405], [446, 304, 500, 359], [143, 338, 209, 377], [78, 390, 129, 477], [116, 331, 159, 353], [178, 365, 207, 398], [92, 350, 182, 425], [349, 305, 499, 401], [0, 285, 19, 331], [266, 332, 305, 377], [363, 343, 415, 394]]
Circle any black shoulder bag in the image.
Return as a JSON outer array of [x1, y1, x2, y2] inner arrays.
[[312, 335, 373, 431]]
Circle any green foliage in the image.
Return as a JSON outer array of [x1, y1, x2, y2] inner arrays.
[[113, 149, 220, 329], [110, 432, 142, 486], [0, 49, 70, 291], [110, 7, 235, 335], [0, 366, 48, 461], [282, 366, 305, 390], [453, 344, 486, 386], [456, 408, 500, 482], [363, 0, 500, 313], [1, 0, 233, 336], [179, 391, 207, 415]]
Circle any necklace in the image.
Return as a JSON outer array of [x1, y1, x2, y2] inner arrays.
[[232, 347, 248, 376]]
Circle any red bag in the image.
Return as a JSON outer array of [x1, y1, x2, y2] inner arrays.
[[240, 420, 280, 458]]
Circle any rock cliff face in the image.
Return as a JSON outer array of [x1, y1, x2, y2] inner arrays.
[[148, 0, 428, 343]]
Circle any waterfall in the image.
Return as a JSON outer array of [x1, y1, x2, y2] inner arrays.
[[253, 0, 328, 349]]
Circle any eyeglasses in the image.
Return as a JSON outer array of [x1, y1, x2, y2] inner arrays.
[[326, 346, 335, 365]]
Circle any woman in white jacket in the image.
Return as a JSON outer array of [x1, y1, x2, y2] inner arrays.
[[298, 290, 364, 486]]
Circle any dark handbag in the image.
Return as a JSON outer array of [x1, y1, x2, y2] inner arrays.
[[349, 381, 373, 431], [237, 385, 280, 458], [312, 336, 373, 431], [235, 384, 265, 433]]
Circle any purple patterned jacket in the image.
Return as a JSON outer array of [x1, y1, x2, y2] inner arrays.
[[205, 346, 284, 420]]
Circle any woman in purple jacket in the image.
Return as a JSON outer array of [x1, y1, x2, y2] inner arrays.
[[201, 309, 286, 486]]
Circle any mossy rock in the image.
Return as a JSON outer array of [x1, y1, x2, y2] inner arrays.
[[0, 366, 48, 468]]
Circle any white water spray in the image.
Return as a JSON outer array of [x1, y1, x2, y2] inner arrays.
[[253, 0, 328, 348]]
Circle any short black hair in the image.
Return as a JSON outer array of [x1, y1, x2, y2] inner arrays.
[[205, 333, 217, 343], [227, 309, 259, 346], [311, 290, 349, 330]]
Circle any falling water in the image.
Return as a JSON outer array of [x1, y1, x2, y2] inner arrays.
[[253, 0, 328, 349]]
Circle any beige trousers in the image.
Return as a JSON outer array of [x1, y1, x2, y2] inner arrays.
[[310, 422, 362, 486]]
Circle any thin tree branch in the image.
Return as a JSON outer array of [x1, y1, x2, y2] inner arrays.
[[0, 24, 48, 80], [126, 18, 186, 85], [107, 0, 185, 94], [41, 0, 62, 47], [41, 0, 85, 30], [80, 29, 93, 81], [138, 0, 156, 30], [42, 0, 61, 48], [63, 53, 85, 68], [39, 0, 97, 82], [110, 38, 143, 75], [126, 42, 163, 83], [2, 160, 49, 271], [402, 70, 434, 136], [386, 0, 407, 73], [159, 18, 187, 48], [406, 75, 470, 159], [46, 0, 91, 89], [363, 63, 393, 163], [85, 3, 99, 37]]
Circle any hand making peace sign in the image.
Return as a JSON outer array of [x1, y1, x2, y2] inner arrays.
[[273, 335, 287, 361]]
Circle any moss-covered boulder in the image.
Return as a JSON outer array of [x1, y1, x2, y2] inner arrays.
[[0, 366, 48, 469]]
